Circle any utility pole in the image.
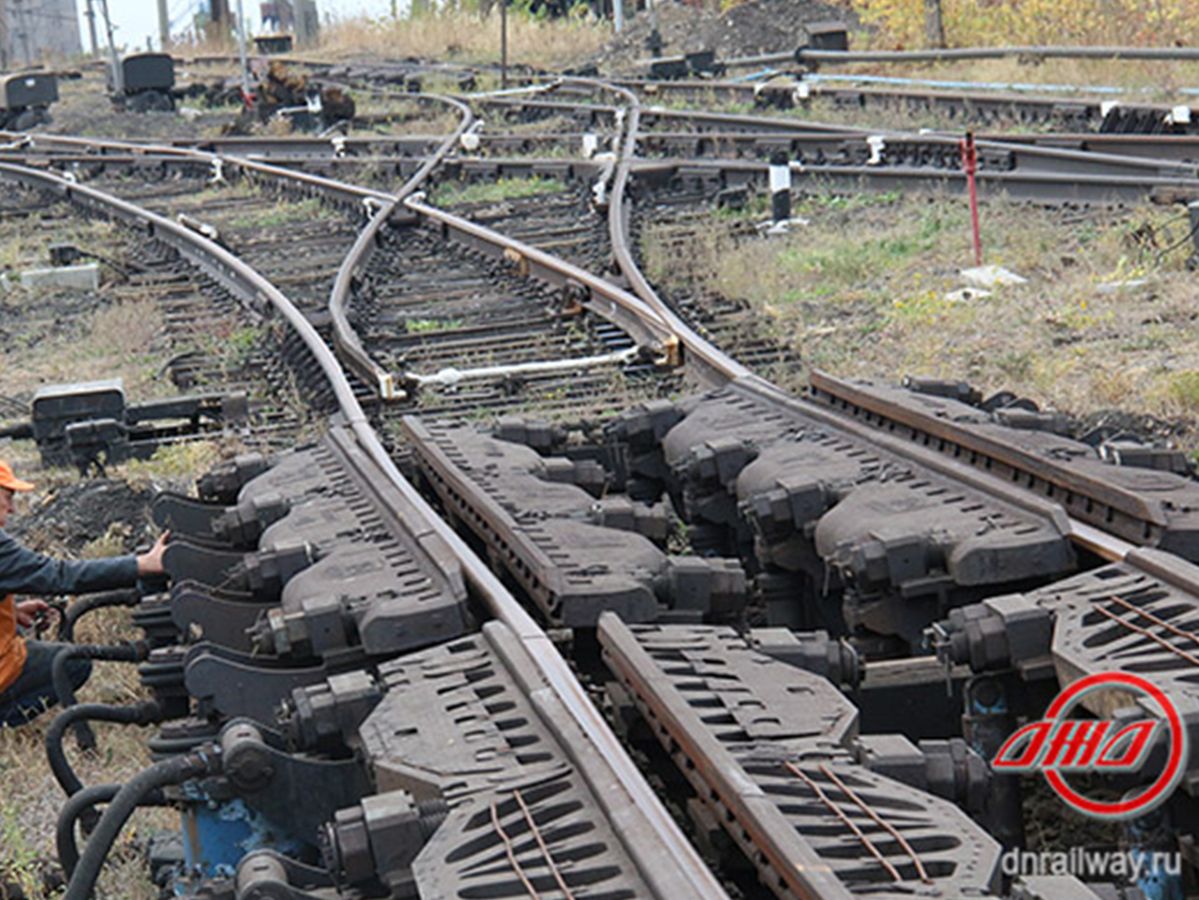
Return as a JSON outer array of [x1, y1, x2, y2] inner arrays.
[[84, 0, 99, 56], [500, 0, 507, 88], [924, 0, 946, 48], [98, 0, 122, 93], [15, 0, 31, 67], [234, 0, 251, 99], [157, 0, 171, 49]]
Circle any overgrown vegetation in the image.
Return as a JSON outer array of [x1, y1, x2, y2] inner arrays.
[[321, 7, 608, 69], [431, 175, 566, 206], [851, 0, 1199, 48], [643, 187, 1199, 444]]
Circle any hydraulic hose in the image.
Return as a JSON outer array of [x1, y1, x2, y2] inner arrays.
[[64, 748, 217, 899], [46, 701, 163, 805], [52, 641, 151, 750], [56, 783, 166, 879], [60, 589, 140, 642]]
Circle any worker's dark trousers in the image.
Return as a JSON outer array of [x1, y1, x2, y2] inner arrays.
[[0, 641, 92, 727]]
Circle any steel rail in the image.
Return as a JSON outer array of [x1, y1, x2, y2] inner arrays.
[[0, 146, 610, 190], [632, 108, 1199, 179], [42, 127, 1199, 182], [723, 44, 1199, 69], [467, 97, 1199, 186], [619, 74, 1107, 120], [604, 81, 754, 386], [634, 129, 1199, 167], [399, 192, 678, 362], [598, 612, 855, 900], [604, 78, 1152, 570], [327, 93, 475, 400], [631, 129, 1199, 176], [103, 129, 1199, 167], [807, 370, 1169, 531], [0, 161, 725, 900], [11, 144, 1193, 206], [0, 130, 393, 208], [633, 156, 1199, 203], [350, 75, 685, 398]]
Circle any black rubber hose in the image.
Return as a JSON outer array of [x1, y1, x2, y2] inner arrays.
[[52, 642, 151, 751], [60, 589, 139, 642], [56, 783, 166, 879], [64, 749, 216, 900], [46, 701, 163, 807]]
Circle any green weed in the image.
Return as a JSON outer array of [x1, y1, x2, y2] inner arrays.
[[407, 317, 466, 333], [431, 176, 566, 206]]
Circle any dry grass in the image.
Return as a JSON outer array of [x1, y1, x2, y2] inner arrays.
[[0, 441, 222, 896], [0, 294, 165, 401], [0, 607, 169, 899], [319, 9, 609, 70], [0, 212, 168, 405], [643, 188, 1199, 448]]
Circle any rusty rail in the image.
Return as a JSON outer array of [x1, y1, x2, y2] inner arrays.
[[0, 159, 726, 900]]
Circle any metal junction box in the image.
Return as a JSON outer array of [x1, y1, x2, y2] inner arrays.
[[1, 72, 58, 110], [31, 379, 126, 446], [803, 21, 850, 51], [115, 53, 175, 94]]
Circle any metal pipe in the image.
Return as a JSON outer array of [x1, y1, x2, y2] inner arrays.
[[60, 589, 139, 643], [98, 0, 122, 94], [46, 700, 163, 838], [411, 346, 640, 387], [52, 642, 150, 750], [64, 750, 216, 898]]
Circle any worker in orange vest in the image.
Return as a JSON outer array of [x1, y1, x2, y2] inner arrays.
[[0, 460, 168, 726]]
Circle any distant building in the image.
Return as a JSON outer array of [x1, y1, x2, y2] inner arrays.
[[0, 0, 82, 68]]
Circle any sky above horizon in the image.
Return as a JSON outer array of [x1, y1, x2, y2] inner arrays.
[[75, 0, 395, 53]]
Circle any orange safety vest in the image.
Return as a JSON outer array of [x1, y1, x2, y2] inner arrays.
[[0, 595, 28, 693]]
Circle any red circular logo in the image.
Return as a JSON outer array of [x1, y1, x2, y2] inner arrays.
[[991, 672, 1188, 820]]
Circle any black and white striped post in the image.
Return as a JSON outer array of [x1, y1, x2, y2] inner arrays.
[[767, 150, 792, 234]]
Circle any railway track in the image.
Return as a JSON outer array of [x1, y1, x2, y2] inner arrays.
[[1, 59, 1197, 899]]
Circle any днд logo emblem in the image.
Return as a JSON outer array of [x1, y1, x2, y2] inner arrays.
[[991, 672, 1188, 819]]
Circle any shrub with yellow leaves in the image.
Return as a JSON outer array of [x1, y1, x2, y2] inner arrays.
[[850, 0, 1199, 48]]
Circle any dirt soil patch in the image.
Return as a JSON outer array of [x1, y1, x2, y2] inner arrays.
[[9, 479, 154, 557], [45, 64, 239, 142], [593, 0, 857, 72]]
